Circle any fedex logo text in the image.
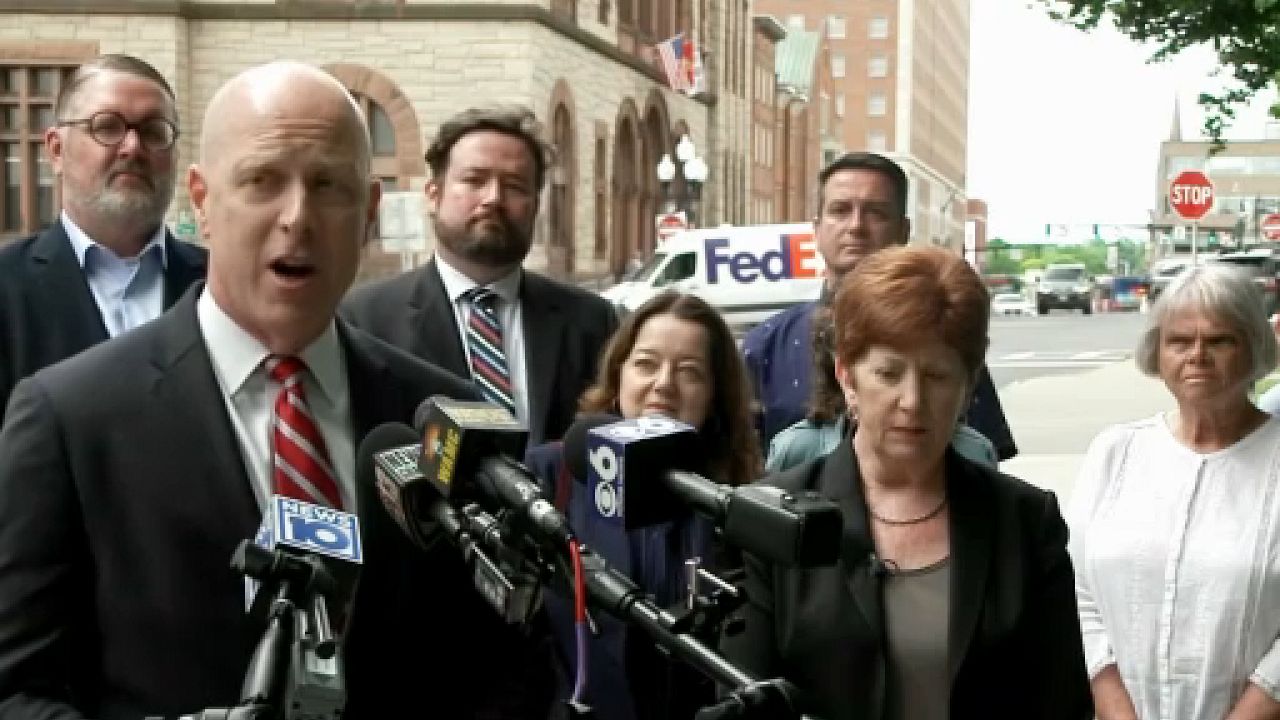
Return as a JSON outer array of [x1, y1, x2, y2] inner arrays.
[[705, 233, 819, 283]]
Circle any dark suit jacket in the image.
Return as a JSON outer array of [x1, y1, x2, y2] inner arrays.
[[0, 219, 207, 420], [721, 442, 1093, 720], [341, 259, 618, 446], [0, 285, 554, 720]]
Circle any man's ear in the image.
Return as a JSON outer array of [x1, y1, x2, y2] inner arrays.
[[898, 217, 912, 246], [425, 178, 440, 217], [44, 126, 65, 176], [364, 178, 382, 246], [186, 164, 212, 242]]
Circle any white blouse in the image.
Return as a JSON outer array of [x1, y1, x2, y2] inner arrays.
[[1069, 414, 1280, 720]]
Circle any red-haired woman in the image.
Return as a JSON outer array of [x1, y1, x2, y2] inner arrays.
[[722, 246, 1092, 720]]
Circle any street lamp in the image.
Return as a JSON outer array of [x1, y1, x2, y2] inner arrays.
[[675, 133, 696, 163], [683, 154, 708, 227]]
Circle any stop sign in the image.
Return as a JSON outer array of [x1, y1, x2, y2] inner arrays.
[[1263, 213, 1280, 241], [1169, 170, 1215, 221]]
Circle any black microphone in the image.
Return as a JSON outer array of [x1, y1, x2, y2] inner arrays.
[[414, 396, 573, 546], [355, 422, 541, 625], [562, 414, 843, 567]]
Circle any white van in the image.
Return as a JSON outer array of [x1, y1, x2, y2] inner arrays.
[[601, 223, 825, 327]]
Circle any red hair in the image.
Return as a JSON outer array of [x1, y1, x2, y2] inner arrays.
[[831, 246, 990, 378]]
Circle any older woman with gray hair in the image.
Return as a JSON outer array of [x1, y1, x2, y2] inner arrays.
[[1069, 262, 1280, 720]]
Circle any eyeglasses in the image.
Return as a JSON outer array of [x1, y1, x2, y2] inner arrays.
[[57, 111, 179, 152]]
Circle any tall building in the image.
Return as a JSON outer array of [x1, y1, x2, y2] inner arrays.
[[753, 0, 970, 249], [0, 0, 754, 282]]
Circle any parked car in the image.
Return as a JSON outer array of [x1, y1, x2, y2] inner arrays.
[[1207, 249, 1280, 316], [991, 292, 1037, 316], [1104, 276, 1149, 312], [1036, 263, 1095, 315]]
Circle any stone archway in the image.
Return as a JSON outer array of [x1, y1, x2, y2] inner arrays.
[[610, 100, 643, 279], [323, 63, 425, 184], [640, 90, 673, 255], [548, 79, 577, 278], [322, 63, 426, 282]]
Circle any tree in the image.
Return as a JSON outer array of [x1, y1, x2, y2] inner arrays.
[[1042, 0, 1280, 146]]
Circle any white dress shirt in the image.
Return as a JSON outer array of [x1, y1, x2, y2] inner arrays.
[[197, 289, 357, 511], [433, 255, 529, 426], [1069, 413, 1280, 720], [63, 211, 168, 338]]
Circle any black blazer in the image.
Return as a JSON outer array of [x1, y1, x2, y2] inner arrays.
[[341, 259, 618, 446], [721, 441, 1092, 720], [0, 285, 554, 720], [0, 219, 207, 420]]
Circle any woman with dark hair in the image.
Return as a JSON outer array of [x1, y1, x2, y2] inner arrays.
[[525, 290, 761, 720], [722, 246, 1092, 720]]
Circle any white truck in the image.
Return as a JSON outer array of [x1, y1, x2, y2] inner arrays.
[[601, 223, 826, 327]]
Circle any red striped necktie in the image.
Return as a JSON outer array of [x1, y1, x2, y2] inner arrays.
[[266, 355, 343, 509]]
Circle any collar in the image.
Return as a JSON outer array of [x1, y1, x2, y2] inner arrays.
[[434, 253, 521, 306], [196, 288, 344, 404], [62, 211, 169, 268]]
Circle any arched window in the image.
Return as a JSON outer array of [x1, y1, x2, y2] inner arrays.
[[351, 92, 401, 192]]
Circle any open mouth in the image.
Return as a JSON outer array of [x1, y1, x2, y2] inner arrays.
[[270, 259, 316, 281]]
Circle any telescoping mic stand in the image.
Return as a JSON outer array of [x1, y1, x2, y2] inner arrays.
[[186, 541, 347, 720], [558, 544, 808, 720]]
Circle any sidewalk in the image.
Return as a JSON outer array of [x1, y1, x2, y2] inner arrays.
[[998, 360, 1173, 504]]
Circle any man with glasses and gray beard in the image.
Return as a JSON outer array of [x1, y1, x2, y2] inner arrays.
[[0, 54, 206, 419]]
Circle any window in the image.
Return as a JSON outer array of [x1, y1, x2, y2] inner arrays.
[[656, 252, 696, 285], [869, 16, 890, 39], [835, 93, 845, 117], [869, 55, 889, 78], [1, 63, 77, 239], [867, 130, 887, 152], [826, 15, 846, 39], [868, 93, 887, 117], [593, 132, 607, 259], [831, 54, 846, 79], [351, 92, 402, 189], [786, 14, 805, 29]]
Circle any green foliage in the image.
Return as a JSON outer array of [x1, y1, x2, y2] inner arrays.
[[1041, 0, 1280, 148]]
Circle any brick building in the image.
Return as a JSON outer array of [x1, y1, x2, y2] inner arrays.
[[0, 0, 757, 282]]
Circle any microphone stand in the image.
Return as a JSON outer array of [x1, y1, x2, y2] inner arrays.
[[186, 541, 346, 720]]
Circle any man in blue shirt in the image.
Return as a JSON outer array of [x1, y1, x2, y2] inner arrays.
[[742, 152, 1016, 459], [0, 55, 207, 419]]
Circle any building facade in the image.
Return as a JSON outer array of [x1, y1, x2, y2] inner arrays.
[[1153, 109, 1280, 253], [754, 0, 970, 249], [0, 0, 756, 282]]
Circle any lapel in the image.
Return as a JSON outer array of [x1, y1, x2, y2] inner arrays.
[[818, 441, 884, 639], [517, 273, 566, 445], [410, 260, 468, 376], [29, 220, 109, 345], [161, 232, 208, 307], [945, 451, 993, 681], [146, 283, 261, 542]]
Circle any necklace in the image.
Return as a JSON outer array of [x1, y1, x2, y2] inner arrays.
[[868, 496, 948, 526]]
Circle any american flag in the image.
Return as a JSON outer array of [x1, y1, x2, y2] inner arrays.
[[656, 34, 694, 94]]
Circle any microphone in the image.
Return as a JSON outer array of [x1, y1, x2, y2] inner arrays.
[[562, 414, 843, 567], [356, 422, 542, 625], [254, 495, 363, 620], [415, 396, 573, 546]]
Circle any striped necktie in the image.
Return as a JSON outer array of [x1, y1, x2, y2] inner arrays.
[[266, 355, 343, 509], [463, 287, 517, 417]]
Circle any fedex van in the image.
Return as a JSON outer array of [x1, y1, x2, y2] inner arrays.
[[601, 223, 825, 327]]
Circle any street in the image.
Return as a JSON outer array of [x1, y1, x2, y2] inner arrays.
[[989, 310, 1174, 505]]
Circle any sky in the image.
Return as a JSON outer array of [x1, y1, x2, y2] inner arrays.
[[966, 2, 1279, 241]]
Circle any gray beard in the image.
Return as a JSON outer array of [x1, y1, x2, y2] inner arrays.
[[82, 182, 174, 228]]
